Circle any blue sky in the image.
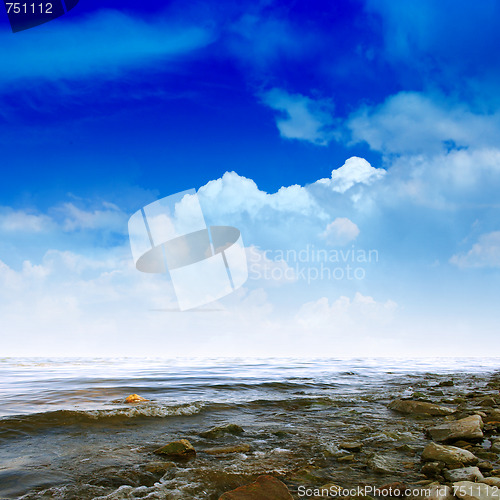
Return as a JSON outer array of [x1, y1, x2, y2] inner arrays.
[[0, 0, 499, 356]]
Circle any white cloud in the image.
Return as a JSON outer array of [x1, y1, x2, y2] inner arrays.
[[295, 292, 398, 330], [315, 157, 386, 193], [261, 88, 338, 145], [348, 91, 500, 155], [56, 202, 127, 232], [320, 218, 359, 246], [0, 209, 53, 232], [246, 246, 297, 285], [450, 231, 500, 268]]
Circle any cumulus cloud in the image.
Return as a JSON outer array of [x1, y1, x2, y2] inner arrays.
[[315, 157, 386, 193], [261, 88, 338, 145], [320, 218, 359, 246], [450, 231, 500, 268]]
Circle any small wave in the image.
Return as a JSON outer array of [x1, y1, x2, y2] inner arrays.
[[0, 402, 206, 439]]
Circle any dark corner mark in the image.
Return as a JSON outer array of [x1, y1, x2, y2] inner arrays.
[[3, 0, 79, 33]]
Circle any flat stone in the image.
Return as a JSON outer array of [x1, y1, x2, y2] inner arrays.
[[388, 400, 455, 416], [444, 467, 484, 482], [422, 442, 478, 466], [219, 475, 293, 500], [199, 424, 244, 439], [154, 439, 196, 458], [368, 455, 396, 474], [339, 441, 363, 452], [204, 444, 251, 455], [428, 415, 484, 443], [452, 481, 500, 500]]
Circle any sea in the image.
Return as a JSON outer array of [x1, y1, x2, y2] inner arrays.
[[0, 357, 499, 499]]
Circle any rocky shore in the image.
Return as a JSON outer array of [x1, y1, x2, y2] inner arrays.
[[142, 372, 500, 500]]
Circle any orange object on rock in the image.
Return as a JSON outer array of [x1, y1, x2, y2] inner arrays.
[[125, 394, 148, 403]]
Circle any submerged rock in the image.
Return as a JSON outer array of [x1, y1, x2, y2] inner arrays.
[[199, 424, 244, 439], [340, 441, 363, 452], [422, 442, 478, 466], [219, 475, 293, 499], [388, 400, 455, 416], [452, 481, 500, 500], [444, 467, 484, 482], [427, 415, 484, 442], [368, 455, 396, 474], [154, 439, 196, 458], [204, 444, 251, 455], [125, 394, 148, 403]]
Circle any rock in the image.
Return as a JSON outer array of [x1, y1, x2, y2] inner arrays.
[[421, 461, 444, 477], [368, 455, 396, 474], [125, 394, 148, 403], [452, 481, 500, 500], [378, 482, 408, 497], [204, 444, 251, 455], [427, 415, 484, 442], [219, 475, 293, 500], [444, 467, 484, 482], [485, 410, 500, 423], [340, 441, 363, 452], [144, 461, 176, 474], [478, 462, 494, 472], [154, 439, 196, 458], [490, 440, 500, 453], [313, 484, 342, 498], [480, 397, 497, 407], [481, 478, 500, 487], [407, 485, 454, 500], [439, 380, 455, 387], [422, 442, 478, 466], [388, 400, 455, 416], [199, 424, 244, 439], [337, 454, 355, 462]]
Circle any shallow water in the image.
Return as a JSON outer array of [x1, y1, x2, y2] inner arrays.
[[0, 357, 499, 499]]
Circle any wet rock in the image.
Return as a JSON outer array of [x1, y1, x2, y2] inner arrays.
[[439, 380, 455, 387], [154, 439, 196, 458], [444, 467, 484, 482], [480, 397, 497, 407], [407, 484, 454, 500], [481, 478, 500, 487], [452, 481, 500, 500], [219, 475, 293, 500], [368, 455, 397, 474], [204, 444, 251, 455], [388, 400, 455, 416], [478, 461, 494, 472], [491, 440, 500, 453], [427, 415, 484, 442], [125, 394, 148, 403], [337, 454, 355, 462], [199, 424, 244, 439], [421, 461, 445, 478], [484, 409, 500, 423], [378, 482, 408, 497], [422, 442, 478, 466], [340, 441, 363, 452], [143, 461, 176, 474], [313, 484, 342, 499]]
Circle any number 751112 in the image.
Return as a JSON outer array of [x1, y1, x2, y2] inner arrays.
[[5, 3, 53, 14]]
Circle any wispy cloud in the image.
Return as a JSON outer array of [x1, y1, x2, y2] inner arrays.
[[0, 9, 213, 85], [261, 88, 338, 146]]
